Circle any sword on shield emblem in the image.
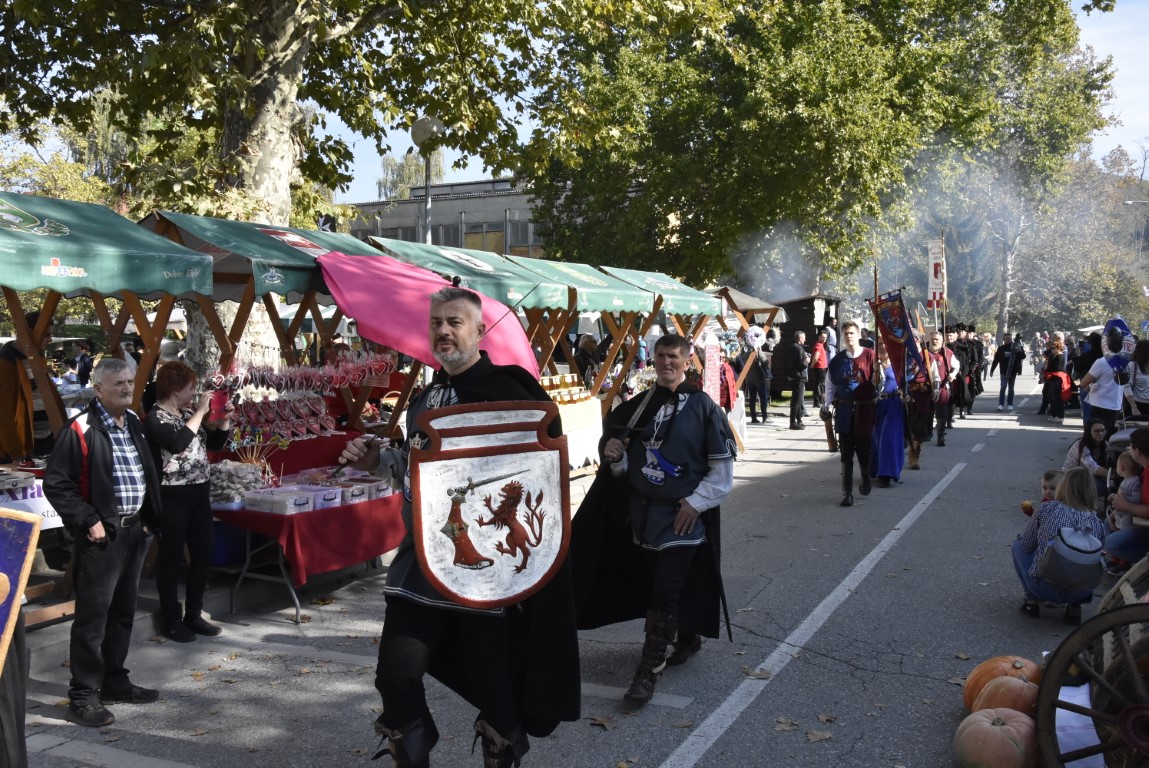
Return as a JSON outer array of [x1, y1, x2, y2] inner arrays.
[[440, 471, 525, 570]]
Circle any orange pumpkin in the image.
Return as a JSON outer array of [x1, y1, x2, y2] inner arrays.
[[971, 675, 1039, 716], [962, 655, 1042, 711], [953, 708, 1036, 768]]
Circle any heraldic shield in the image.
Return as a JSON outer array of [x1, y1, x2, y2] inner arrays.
[[409, 401, 570, 609]]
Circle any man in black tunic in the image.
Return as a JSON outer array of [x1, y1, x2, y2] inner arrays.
[[339, 287, 579, 768]]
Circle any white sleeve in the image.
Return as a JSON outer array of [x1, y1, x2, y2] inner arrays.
[[684, 458, 735, 512]]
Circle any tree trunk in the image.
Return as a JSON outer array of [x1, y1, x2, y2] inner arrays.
[[186, 5, 315, 374], [993, 209, 1027, 341]]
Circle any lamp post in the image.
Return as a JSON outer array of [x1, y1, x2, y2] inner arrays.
[[411, 116, 444, 244]]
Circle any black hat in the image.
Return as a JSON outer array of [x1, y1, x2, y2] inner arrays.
[[943, 325, 954, 333], [955, 322, 966, 331], [967, 324, 976, 333]]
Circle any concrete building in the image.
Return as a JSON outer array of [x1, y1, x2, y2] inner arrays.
[[348, 178, 546, 256]]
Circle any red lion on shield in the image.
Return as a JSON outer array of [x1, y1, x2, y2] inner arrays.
[[477, 481, 546, 573]]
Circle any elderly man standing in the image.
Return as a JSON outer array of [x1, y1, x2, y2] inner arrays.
[[44, 358, 163, 727], [338, 287, 579, 768]]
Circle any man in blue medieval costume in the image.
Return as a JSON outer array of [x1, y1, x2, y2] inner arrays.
[[571, 334, 735, 705]]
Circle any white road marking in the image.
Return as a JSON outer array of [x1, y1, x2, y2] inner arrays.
[[658, 463, 967, 768], [971, 443, 985, 452], [986, 428, 998, 438]]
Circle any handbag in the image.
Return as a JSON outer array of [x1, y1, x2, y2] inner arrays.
[[1036, 524, 1104, 591]]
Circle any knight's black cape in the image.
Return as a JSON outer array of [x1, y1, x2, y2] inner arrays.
[[570, 385, 726, 639]]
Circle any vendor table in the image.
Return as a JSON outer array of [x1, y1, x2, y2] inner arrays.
[[214, 494, 404, 623]]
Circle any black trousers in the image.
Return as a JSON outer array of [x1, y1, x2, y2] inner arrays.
[[646, 546, 697, 617], [69, 522, 148, 704], [810, 369, 827, 407], [1045, 379, 1065, 418], [156, 482, 214, 623], [375, 598, 518, 736], [744, 382, 768, 419], [838, 430, 873, 472], [790, 379, 807, 423]]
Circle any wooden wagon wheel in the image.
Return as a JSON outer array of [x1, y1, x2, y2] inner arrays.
[[1036, 603, 1149, 766]]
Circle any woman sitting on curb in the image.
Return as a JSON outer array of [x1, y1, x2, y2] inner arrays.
[[1011, 467, 1106, 626]]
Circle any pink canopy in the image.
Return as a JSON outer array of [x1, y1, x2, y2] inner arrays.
[[318, 251, 540, 377]]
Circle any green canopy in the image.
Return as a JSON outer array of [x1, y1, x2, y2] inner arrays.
[[368, 237, 569, 310], [274, 227, 384, 257], [139, 211, 329, 302], [599, 266, 722, 316], [0, 192, 213, 298], [505, 255, 654, 314]]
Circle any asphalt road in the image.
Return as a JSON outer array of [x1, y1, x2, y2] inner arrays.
[[23, 381, 1091, 768]]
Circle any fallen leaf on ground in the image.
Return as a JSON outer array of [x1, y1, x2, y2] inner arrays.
[[222, 679, 237, 684], [208, 665, 221, 671], [816, 713, 836, 724], [955, 651, 970, 660], [947, 677, 964, 685], [191, 671, 205, 681], [806, 730, 832, 743], [311, 597, 336, 606], [299, 614, 312, 623], [191, 729, 208, 737], [588, 715, 616, 730], [298, 668, 312, 675], [104, 735, 121, 743], [671, 721, 693, 729], [737, 607, 754, 613], [742, 666, 771, 679], [775, 718, 799, 731]]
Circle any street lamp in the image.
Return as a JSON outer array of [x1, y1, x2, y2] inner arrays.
[[410, 115, 444, 244]]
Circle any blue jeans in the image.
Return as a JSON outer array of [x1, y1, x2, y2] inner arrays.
[[1010, 539, 1094, 605], [998, 375, 1017, 407], [1102, 526, 1149, 567]]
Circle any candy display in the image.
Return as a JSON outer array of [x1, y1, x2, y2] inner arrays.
[[205, 351, 397, 441], [209, 460, 268, 506]]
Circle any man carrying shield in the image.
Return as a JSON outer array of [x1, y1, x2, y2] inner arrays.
[[572, 334, 736, 705], [338, 287, 579, 768]]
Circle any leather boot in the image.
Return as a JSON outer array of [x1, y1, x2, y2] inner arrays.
[[372, 713, 439, 766], [624, 610, 675, 705], [473, 718, 530, 768], [840, 462, 854, 507], [909, 441, 921, 470], [936, 419, 947, 447], [859, 462, 872, 496]]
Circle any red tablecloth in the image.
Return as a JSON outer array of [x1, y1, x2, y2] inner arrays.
[[214, 494, 404, 586], [208, 431, 360, 478]]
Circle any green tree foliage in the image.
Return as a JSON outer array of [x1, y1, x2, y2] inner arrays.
[[0, 0, 740, 228], [525, 0, 1115, 288]]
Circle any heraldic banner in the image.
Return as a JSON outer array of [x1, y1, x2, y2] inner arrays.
[[409, 401, 570, 609], [0, 508, 40, 674], [869, 290, 927, 388]]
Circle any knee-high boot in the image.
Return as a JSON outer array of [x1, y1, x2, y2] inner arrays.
[[859, 458, 872, 496], [624, 610, 675, 705], [372, 713, 439, 766], [473, 718, 530, 768], [840, 461, 854, 507], [909, 440, 921, 470]]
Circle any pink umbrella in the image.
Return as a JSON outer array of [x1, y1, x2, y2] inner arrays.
[[318, 251, 540, 377]]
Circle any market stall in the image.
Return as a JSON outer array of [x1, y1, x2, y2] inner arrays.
[[706, 285, 786, 393], [366, 237, 572, 366], [0, 192, 214, 435], [600, 265, 723, 373], [0, 192, 216, 625], [505, 255, 662, 418]]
